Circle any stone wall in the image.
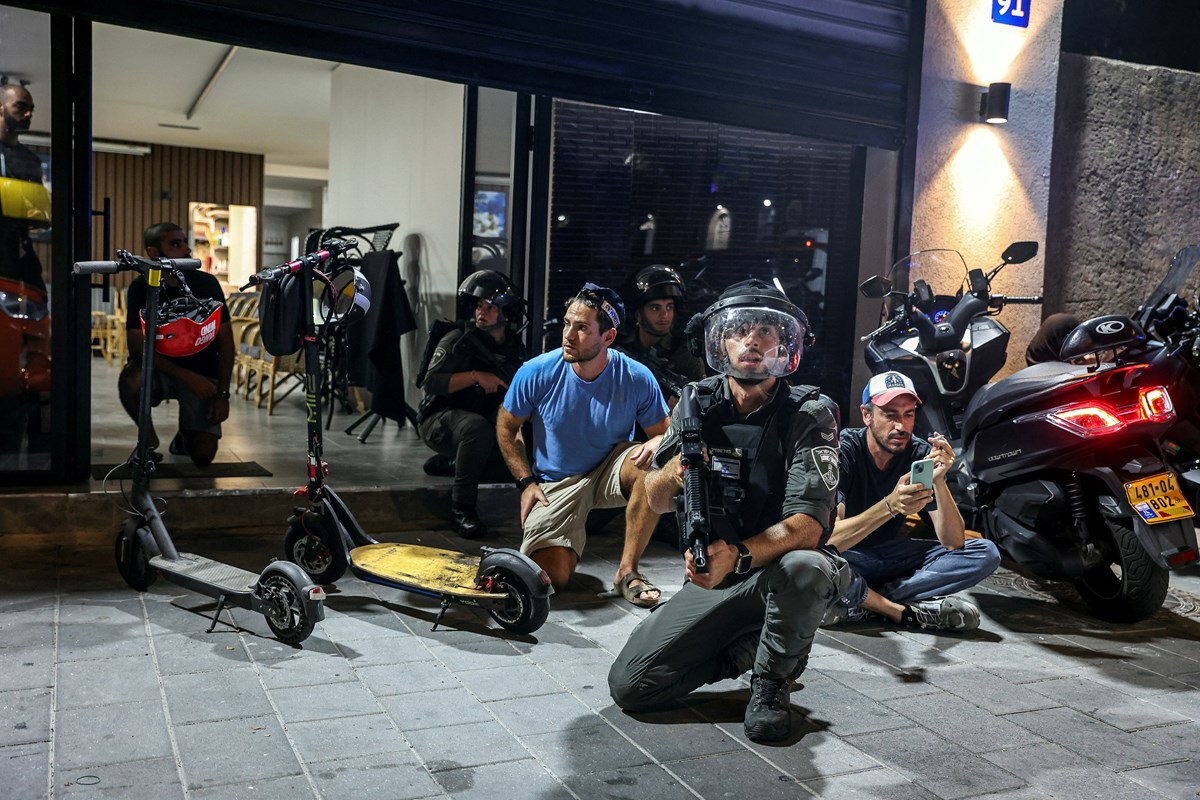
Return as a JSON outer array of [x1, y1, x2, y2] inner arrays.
[[1045, 53, 1200, 321]]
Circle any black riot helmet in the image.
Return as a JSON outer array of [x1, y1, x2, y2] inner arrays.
[[632, 264, 685, 308], [685, 278, 813, 380], [458, 269, 525, 328]]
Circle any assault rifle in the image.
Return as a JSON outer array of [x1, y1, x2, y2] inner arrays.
[[640, 346, 694, 402], [677, 384, 711, 573]]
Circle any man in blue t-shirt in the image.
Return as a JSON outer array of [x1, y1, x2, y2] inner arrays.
[[497, 284, 670, 605], [825, 371, 999, 630]]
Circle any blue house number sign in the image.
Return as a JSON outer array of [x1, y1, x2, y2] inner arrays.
[[993, 0, 1030, 28]]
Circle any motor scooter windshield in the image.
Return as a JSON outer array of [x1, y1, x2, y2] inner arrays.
[[1135, 244, 1200, 328], [883, 249, 968, 318]]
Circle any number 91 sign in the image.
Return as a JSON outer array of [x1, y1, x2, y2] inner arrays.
[[993, 0, 1030, 28]]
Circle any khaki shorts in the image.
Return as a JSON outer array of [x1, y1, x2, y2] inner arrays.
[[521, 441, 640, 558]]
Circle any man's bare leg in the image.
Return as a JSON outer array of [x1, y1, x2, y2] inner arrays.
[[531, 545, 578, 593], [861, 588, 905, 622], [612, 454, 661, 604]]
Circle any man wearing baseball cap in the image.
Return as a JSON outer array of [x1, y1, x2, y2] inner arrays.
[[822, 370, 1000, 630], [497, 283, 670, 606]]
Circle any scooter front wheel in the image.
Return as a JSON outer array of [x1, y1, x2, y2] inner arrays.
[[284, 521, 347, 584], [259, 573, 316, 644], [486, 567, 550, 634], [114, 523, 157, 591]]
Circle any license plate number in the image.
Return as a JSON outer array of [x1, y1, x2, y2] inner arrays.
[[1125, 471, 1195, 525]]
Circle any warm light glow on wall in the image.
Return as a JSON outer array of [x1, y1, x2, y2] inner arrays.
[[946, 127, 1017, 239], [956, 9, 1026, 84]]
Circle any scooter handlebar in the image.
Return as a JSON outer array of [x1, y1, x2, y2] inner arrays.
[[993, 294, 1043, 305], [74, 256, 201, 275], [73, 260, 119, 275], [241, 239, 355, 289]]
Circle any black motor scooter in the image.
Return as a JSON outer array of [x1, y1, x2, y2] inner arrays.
[[860, 242, 1198, 622], [75, 251, 325, 643], [243, 240, 553, 635]]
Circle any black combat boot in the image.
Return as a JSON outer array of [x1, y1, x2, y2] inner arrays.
[[744, 674, 791, 742], [423, 454, 456, 476], [451, 505, 487, 539]]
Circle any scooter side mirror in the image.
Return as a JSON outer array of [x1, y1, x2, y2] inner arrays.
[[1001, 241, 1039, 265], [859, 275, 893, 299]]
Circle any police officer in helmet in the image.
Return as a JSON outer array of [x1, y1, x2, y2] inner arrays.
[[609, 279, 850, 743], [613, 264, 705, 407], [417, 269, 525, 538]]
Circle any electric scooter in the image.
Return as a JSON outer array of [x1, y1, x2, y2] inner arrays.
[[75, 251, 325, 644], [244, 240, 554, 635]]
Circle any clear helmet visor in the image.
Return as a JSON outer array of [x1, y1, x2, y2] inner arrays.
[[704, 306, 805, 379]]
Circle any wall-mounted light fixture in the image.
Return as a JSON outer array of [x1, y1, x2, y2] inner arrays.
[[979, 82, 1011, 124]]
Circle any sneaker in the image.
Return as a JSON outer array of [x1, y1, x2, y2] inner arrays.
[[744, 674, 791, 742], [820, 604, 876, 627], [903, 596, 981, 631]]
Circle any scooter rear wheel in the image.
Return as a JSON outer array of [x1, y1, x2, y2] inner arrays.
[[114, 524, 157, 591], [260, 573, 316, 644], [1073, 517, 1169, 623], [284, 521, 347, 584], [487, 567, 550, 634]]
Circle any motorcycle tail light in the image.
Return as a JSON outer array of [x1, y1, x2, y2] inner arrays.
[[1138, 386, 1174, 421], [1046, 403, 1126, 437]]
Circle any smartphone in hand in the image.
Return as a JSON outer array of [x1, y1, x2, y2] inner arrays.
[[910, 457, 938, 511]]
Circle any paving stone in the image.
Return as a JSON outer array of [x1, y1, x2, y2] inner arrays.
[[285, 712, 412, 764], [57, 655, 159, 710], [333, 630, 430, 667], [0, 686, 51, 746], [521, 721, 652, 777], [0, 646, 51, 692], [668, 749, 812, 800], [424, 638, 526, 672], [984, 742, 1158, 800], [815, 652, 946, 702], [173, 715, 301, 790], [316, 606, 414, 640], [0, 606, 55, 649], [379, 687, 493, 732], [800, 766, 941, 800], [845, 725, 1026, 799], [535, 653, 621, 710], [1051, 633, 1200, 677], [59, 756, 182, 800], [1081, 658, 1198, 697], [2, 740, 48, 800], [456, 663, 560, 702], [1004, 706, 1181, 771], [1027, 676, 1190, 731], [433, 757, 572, 799], [142, 594, 225, 637], [1123, 756, 1200, 800], [924, 637, 1081, 684], [563, 763, 698, 800], [820, 629, 957, 672], [56, 699, 172, 772], [598, 704, 742, 763], [510, 622, 607, 664], [149, 631, 252, 676], [733, 721, 882, 780], [57, 610, 150, 663], [189, 773, 312, 800], [405, 719, 529, 773], [270, 680, 381, 723], [795, 670, 910, 737], [308, 751, 442, 800], [163, 667, 273, 724], [485, 692, 596, 737], [924, 662, 1059, 715], [1144, 687, 1200, 723], [356, 661, 457, 697], [884, 692, 1046, 753]]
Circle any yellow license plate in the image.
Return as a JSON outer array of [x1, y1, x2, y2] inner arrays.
[[1125, 471, 1195, 525]]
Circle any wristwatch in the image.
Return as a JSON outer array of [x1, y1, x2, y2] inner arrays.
[[733, 542, 753, 575], [516, 475, 540, 492]]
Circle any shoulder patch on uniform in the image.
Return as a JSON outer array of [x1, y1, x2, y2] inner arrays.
[[810, 446, 839, 491]]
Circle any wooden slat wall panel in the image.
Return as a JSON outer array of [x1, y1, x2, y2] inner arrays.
[[89, 143, 264, 292]]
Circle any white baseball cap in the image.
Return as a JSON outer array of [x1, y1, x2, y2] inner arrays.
[[862, 371, 921, 406]]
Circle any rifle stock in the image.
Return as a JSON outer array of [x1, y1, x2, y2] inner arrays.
[[678, 384, 711, 573]]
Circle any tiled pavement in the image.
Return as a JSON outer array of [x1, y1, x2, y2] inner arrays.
[[4, 516, 1200, 800]]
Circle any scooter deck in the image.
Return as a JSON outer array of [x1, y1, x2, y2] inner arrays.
[[350, 544, 500, 599], [150, 553, 257, 593]]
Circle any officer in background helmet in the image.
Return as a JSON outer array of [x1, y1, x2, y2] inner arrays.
[[609, 278, 849, 744], [613, 264, 705, 407], [417, 269, 526, 538]]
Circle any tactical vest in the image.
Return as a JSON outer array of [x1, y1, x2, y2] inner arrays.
[[687, 376, 824, 543]]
